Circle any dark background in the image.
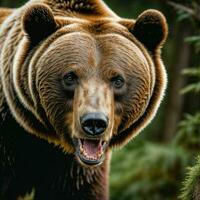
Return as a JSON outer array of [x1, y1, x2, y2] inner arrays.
[[0, 0, 200, 199]]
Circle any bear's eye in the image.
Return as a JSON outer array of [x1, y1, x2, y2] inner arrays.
[[63, 71, 78, 87], [111, 76, 125, 89]]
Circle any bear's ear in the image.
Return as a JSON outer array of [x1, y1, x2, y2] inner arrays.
[[22, 4, 57, 44], [131, 9, 168, 52]]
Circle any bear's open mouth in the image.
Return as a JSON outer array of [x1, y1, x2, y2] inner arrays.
[[73, 138, 108, 166]]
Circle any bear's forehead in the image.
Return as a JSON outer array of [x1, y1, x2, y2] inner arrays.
[[43, 30, 148, 68], [38, 33, 149, 77]]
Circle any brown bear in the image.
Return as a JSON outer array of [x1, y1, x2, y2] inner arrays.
[[0, 0, 168, 199]]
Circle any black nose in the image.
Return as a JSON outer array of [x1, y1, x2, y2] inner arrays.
[[80, 113, 108, 136]]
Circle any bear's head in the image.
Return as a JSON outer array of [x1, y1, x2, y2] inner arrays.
[[17, 3, 167, 166]]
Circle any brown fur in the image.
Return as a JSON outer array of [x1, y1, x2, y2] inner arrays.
[[0, 8, 13, 25], [0, 0, 168, 199]]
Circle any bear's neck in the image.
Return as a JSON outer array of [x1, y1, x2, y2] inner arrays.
[[0, 112, 110, 199]]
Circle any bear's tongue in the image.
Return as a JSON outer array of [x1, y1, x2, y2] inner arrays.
[[80, 139, 103, 160]]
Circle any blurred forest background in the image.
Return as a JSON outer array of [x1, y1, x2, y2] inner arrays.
[[0, 0, 200, 199]]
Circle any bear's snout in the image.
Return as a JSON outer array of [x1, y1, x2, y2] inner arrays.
[[80, 112, 108, 137]]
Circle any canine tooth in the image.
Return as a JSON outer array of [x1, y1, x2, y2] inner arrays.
[[83, 151, 89, 159], [80, 147, 83, 153]]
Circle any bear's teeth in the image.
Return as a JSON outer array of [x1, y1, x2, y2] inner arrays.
[[82, 149, 100, 160], [77, 138, 105, 160], [83, 150, 88, 157], [80, 147, 84, 154], [83, 149, 93, 160], [97, 153, 102, 158]]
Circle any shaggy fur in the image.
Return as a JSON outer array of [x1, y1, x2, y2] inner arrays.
[[0, 0, 168, 199]]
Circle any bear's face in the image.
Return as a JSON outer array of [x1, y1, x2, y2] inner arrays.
[[21, 4, 167, 166], [36, 30, 153, 165]]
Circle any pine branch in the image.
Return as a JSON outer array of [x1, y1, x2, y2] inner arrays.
[[167, 1, 200, 22]]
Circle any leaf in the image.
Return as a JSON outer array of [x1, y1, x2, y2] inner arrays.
[[179, 156, 200, 200], [182, 68, 200, 78], [185, 36, 200, 43], [180, 82, 200, 94], [177, 12, 191, 22]]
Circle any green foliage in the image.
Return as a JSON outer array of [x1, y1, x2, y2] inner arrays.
[[177, 35, 200, 148], [177, 26, 200, 148], [180, 82, 200, 94], [110, 143, 189, 200], [18, 190, 35, 200], [182, 68, 200, 78], [185, 36, 200, 53], [0, 0, 25, 7], [177, 17, 200, 198], [180, 67, 200, 95], [174, 113, 200, 151], [179, 157, 200, 200], [176, 10, 190, 22], [111, 1, 200, 199]]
